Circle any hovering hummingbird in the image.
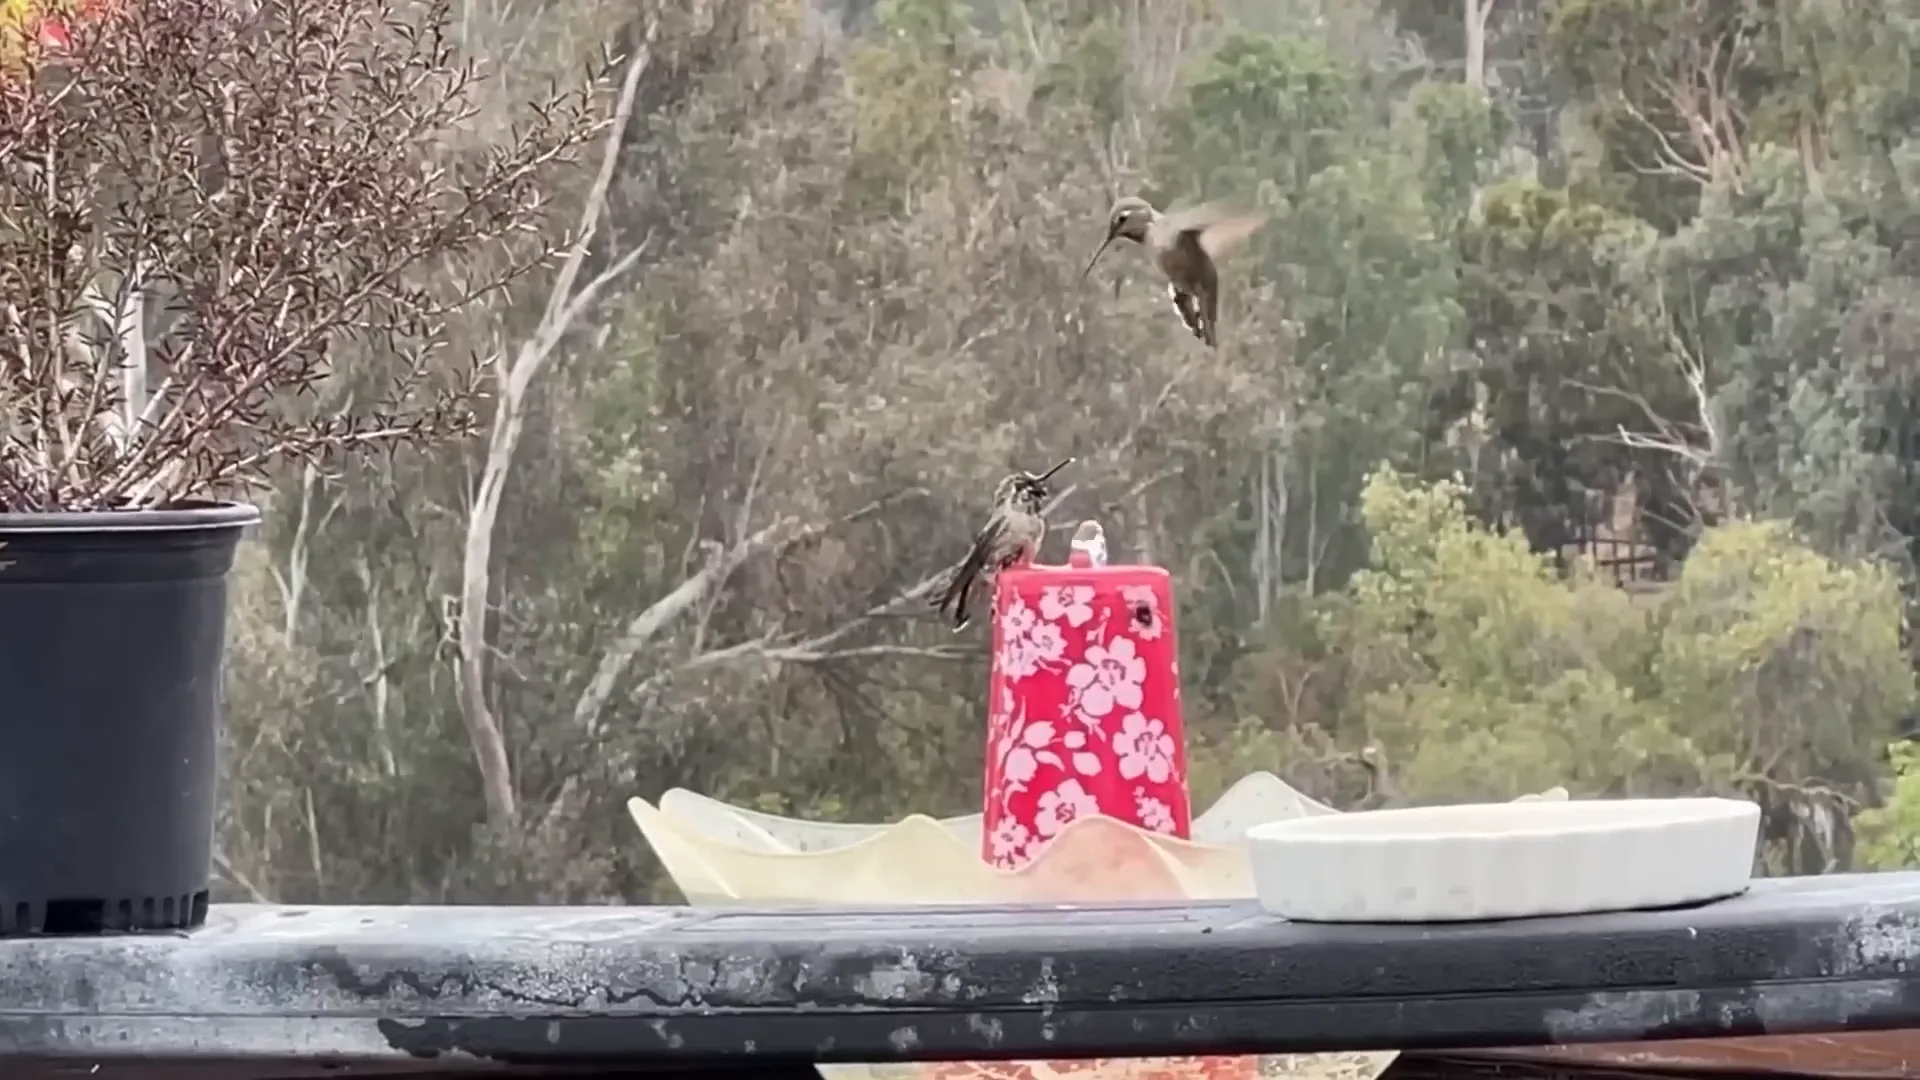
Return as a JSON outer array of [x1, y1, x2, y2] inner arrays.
[[1069, 520, 1107, 567], [1081, 196, 1267, 348], [933, 458, 1074, 632]]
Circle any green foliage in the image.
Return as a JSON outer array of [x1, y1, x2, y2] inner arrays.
[[873, 0, 969, 41], [1649, 145, 1920, 561], [1655, 520, 1914, 787], [572, 316, 676, 595], [1190, 466, 1912, 837], [1029, 16, 1130, 126], [1290, 466, 1920, 826], [843, 44, 965, 195], [1339, 468, 1697, 799], [1400, 81, 1509, 221], [1163, 31, 1357, 198], [1856, 741, 1920, 869], [843, 0, 982, 198], [1451, 178, 1692, 555], [1211, 468, 1913, 834]]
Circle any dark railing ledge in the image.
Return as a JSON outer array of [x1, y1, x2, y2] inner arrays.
[[0, 874, 1917, 1071]]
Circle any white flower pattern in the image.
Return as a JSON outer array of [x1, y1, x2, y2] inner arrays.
[[989, 817, 1032, 863], [1065, 636, 1146, 719], [1113, 712, 1176, 784], [1027, 621, 1066, 668], [1032, 778, 1100, 837], [996, 596, 1066, 682], [1002, 597, 1035, 637], [1134, 789, 1176, 834], [1039, 585, 1097, 628], [989, 685, 1017, 743], [1002, 729, 1041, 784]]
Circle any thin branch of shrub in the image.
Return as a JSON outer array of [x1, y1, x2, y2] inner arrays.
[[0, 0, 613, 511]]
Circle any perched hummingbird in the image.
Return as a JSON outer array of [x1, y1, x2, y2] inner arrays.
[[933, 458, 1074, 632], [1069, 520, 1107, 567], [1081, 196, 1267, 348]]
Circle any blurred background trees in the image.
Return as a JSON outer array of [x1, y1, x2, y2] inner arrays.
[[214, 0, 1920, 902]]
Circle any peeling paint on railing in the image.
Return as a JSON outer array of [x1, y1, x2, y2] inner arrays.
[[0, 878, 1913, 1066]]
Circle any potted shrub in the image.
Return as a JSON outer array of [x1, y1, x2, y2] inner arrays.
[[0, 0, 607, 933]]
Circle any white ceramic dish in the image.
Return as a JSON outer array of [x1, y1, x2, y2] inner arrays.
[[1246, 797, 1761, 923]]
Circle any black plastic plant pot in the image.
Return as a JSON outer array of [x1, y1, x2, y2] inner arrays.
[[0, 501, 260, 936]]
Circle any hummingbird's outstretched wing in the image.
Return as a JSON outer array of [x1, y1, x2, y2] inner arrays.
[[1165, 202, 1267, 258], [932, 517, 1006, 632]]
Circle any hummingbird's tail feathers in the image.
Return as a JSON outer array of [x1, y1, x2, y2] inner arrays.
[[1200, 271, 1222, 349], [1168, 284, 1214, 347], [930, 563, 969, 624], [935, 517, 1005, 633], [948, 572, 975, 632], [931, 568, 973, 632]]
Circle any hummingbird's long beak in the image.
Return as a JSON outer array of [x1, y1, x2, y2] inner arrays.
[[1033, 457, 1074, 484], [1080, 234, 1116, 279]]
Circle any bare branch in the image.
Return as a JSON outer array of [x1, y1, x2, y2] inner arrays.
[[676, 639, 974, 672], [357, 555, 399, 779], [571, 489, 924, 736], [1618, 97, 1713, 184], [303, 785, 325, 896], [457, 33, 652, 829], [1575, 292, 1723, 527], [212, 850, 272, 905], [1616, 7, 1749, 192]]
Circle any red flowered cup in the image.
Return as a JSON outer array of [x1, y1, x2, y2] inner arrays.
[[982, 563, 1190, 867]]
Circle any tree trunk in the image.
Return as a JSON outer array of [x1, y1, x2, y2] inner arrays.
[[1464, 0, 1496, 90]]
